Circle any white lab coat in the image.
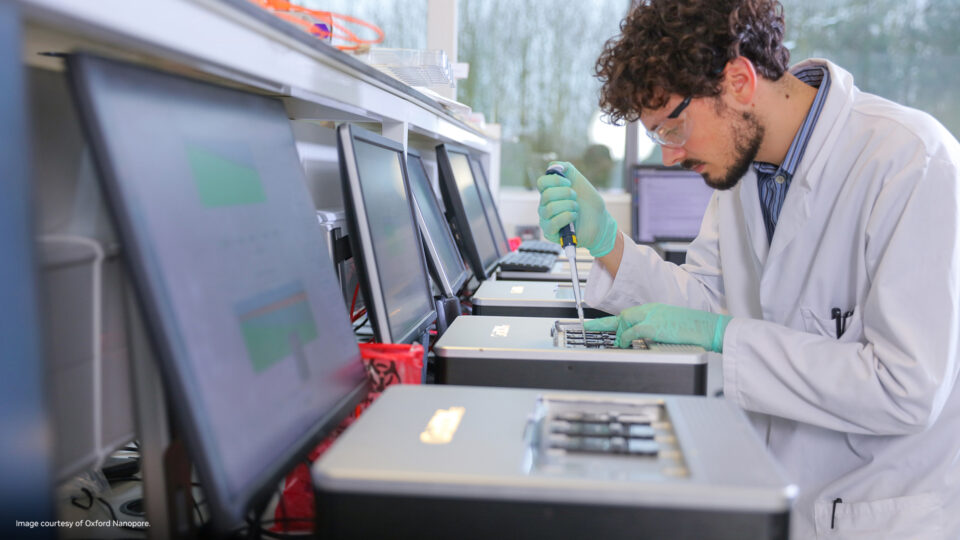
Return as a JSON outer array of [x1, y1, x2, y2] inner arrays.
[[585, 59, 960, 539]]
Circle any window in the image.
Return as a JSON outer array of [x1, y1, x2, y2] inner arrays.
[[457, 0, 631, 190], [640, 0, 960, 164], [784, 0, 959, 137]]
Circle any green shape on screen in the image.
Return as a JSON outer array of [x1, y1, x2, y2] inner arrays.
[[236, 283, 319, 372], [187, 145, 266, 207]]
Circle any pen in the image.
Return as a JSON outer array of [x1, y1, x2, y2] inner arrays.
[[841, 310, 853, 336], [832, 307, 853, 339]]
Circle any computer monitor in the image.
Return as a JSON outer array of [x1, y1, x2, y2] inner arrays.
[[406, 149, 470, 298], [0, 4, 55, 535], [436, 143, 500, 280], [632, 166, 715, 243], [469, 155, 511, 256], [337, 125, 437, 344], [67, 54, 367, 532]]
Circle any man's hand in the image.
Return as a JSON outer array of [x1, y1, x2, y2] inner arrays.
[[536, 161, 619, 257], [584, 303, 732, 352]]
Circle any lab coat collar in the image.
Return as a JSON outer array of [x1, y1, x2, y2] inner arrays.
[[762, 59, 857, 263], [736, 166, 769, 267], [779, 59, 857, 192]]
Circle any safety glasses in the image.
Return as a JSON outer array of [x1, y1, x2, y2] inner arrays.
[[645, 96, 691, 148]]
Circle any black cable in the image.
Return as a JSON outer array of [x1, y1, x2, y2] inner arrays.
[[99, 474, 197, 528], [242, 514, 311, 540], [71, 488, 143, 533], [259, 478, 313, 537], [231, 459, 319, 539], [193, 497, 203, 527], [71, 482, 162, 534], [188, 480, 205, 526], [98, 495, 119, 521], [352, 314, 369, 330], [70, 488, 95, 510], [245, 514, 260, 540]]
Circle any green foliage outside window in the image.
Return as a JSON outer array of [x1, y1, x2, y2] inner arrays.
[[458, 0, 629, 190], [783, 0, 960, 137], [299, 1, 960, 189]]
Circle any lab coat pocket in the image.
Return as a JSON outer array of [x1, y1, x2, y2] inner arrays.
[[800, 306, 863, 342], [814, 492, 943, 539]]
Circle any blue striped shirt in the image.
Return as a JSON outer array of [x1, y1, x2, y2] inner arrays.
[[754, 65, 830, 243]]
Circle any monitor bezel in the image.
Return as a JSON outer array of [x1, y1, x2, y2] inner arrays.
[[435, 143, 500, 280], [66, 53, 367, 533], [338, 124, 437, 345], [468, 154, 511, 257], [406, 149, 470, 298]]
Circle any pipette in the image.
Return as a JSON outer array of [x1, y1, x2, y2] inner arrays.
[[545, 164, 586, 330]]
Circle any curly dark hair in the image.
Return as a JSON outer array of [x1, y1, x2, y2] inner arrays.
[[595, 0, 790, 124]]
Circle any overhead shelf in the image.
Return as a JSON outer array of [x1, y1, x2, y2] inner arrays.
[[18, 0, 496, 153]]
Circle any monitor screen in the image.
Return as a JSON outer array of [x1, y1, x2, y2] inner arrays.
[[67, 54, 367, 532], [632, 167, 716, 243], [406, 151, 470, 297], [469, 156, 510, 256], [338, 125, 436, 344], [436, 144, 500, 279], [0, 4, 55, 534]]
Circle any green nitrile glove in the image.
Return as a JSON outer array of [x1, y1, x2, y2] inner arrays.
[[584, 303, 732, 353], [536, 161, 619, 257]]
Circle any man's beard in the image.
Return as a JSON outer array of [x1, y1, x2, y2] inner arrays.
[[684, 110, 764, 191]]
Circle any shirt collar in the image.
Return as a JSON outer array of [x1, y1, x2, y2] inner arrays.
[[753, 65, 831, 178]]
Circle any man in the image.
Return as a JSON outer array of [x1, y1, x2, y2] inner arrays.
[[537, 0, 960, 537]]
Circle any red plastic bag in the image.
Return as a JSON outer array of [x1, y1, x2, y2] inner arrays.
[[272, 342, 424, 532]]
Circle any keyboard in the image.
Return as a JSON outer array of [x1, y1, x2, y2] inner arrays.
[[518, 240, 563, 255], [499, 250, 556, 272]]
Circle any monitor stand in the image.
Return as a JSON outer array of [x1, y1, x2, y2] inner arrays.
[[434, 295, 461, 337], [424, 296, 461, 384]]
